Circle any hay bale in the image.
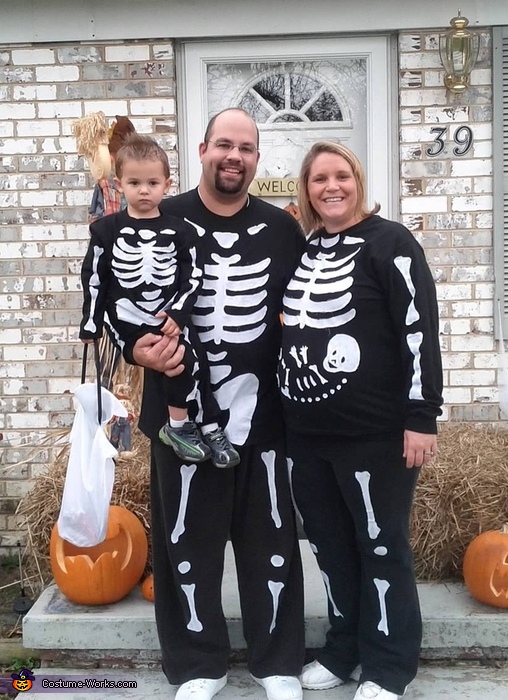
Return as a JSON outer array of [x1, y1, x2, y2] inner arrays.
[[18, 422, 508, 587], [411, 422, 508, 580]]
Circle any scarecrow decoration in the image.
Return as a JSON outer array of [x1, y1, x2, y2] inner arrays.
[[72, 112, 136, 223], [109, 383, 137, 456]]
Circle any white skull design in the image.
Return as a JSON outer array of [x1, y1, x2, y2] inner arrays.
[[323, 334, 360, 373]]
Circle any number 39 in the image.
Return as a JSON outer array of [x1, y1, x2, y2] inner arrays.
[[426, 126, 474, 157]]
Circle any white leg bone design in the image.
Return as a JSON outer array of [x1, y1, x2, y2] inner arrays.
[[262, 450, 282, 528], [374, 577, 390, 636], [181, 583, 203, 632], [321, 569, 343, 617], [171, 464, 197, 544], [355, 470, 381, 539], [286, 458, 304, 526], [268, 580, 284, 633]]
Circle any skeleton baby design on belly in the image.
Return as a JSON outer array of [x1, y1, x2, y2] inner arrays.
[[280, 234, 363, 403]]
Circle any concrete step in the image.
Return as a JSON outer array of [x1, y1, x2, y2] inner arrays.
[[11, 663, 508, 700], [23, 541, 508, 664]]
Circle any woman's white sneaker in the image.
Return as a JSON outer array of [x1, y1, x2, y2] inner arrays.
[[353, 681, 403, 700]]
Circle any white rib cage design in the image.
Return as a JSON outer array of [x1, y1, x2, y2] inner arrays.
[[112, 227, 179, 289], [283, 242, 361, 330], [192, 253, 270, 345]]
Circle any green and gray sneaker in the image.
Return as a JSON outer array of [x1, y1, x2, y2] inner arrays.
[[159, 420, 212, 462], [202, 428, 240, 469]]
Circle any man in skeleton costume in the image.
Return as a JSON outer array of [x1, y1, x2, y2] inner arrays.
[[118, 110, 306, 700], [80, 135, 236, 466], [279, 142, 443, 700]]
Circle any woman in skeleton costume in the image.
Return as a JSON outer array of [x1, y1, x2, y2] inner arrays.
[[279, 142, 443, 700]]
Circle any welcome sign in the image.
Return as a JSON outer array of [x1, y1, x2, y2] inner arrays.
[[249, 178, 300, 197]]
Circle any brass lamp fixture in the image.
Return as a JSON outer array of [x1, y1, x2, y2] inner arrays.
[[439, 9, 480, 94]]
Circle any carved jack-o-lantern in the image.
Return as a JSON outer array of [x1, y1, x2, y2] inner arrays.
[[141, 573, 155, 602], [463, 525, 508, 608], [50, 505, 148, 605], [284, 203, 301, 221]]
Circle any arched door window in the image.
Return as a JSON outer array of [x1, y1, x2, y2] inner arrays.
[[239, 70, 345, 124]]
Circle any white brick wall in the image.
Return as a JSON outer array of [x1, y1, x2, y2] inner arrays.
[[0, 38, 178, 552], [399, 28, 497, 426]]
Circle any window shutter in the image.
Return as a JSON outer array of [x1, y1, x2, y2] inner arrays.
[[494, 27, 508, 338]]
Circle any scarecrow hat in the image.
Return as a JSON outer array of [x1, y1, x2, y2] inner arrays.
[[108, 116, 136, 157]]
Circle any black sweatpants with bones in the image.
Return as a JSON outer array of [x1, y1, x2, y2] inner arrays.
[[150, 436, 305, 685], [287, 432, 421, 697]]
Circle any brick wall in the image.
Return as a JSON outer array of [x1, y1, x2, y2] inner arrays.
[[399, 29, 496, 423], [0, 40, 177, 551], [0, 29, 499, 552]]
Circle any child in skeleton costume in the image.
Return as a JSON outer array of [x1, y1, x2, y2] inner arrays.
[[116, 110, 307, 700], [74, 113, 138, 389], [279, 143, 443, 700], [79, 134, 239, 469]]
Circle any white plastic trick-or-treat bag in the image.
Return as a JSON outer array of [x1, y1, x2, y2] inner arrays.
[[57, 343, 127, 547]]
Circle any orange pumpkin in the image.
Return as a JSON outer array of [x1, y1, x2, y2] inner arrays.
[[50, 505, 148, 605], [463, 525, 508, 608], [284, 203, 301, 221], [141, 573, 155, 602]]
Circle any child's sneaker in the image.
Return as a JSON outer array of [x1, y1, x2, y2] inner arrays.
[[202, 428, 240, 469], [159, 421, 211, 462]]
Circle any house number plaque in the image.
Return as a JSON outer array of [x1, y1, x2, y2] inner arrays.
[[426, 126, 474, 157]]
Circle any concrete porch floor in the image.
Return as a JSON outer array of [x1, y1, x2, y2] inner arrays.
[[21, 540, 508, 698]]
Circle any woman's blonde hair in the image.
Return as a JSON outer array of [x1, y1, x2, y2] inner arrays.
[[297, 141, 380, 234]]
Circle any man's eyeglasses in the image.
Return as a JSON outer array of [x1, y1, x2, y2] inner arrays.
[[207, 140, 258, 156]]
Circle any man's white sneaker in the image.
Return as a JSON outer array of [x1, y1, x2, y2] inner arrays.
[[300, 660, 362, 690], [251, 674, 303, 700], [175, 675, 227, 700], [353, 681, 403, 700]]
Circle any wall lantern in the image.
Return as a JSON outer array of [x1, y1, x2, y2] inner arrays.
[[439, 9, 480, 94]]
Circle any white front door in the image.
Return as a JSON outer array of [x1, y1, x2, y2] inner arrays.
[[179, 36, 393, 215]]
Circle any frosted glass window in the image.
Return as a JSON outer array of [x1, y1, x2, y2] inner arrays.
[[238, 69, 344, 123]]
